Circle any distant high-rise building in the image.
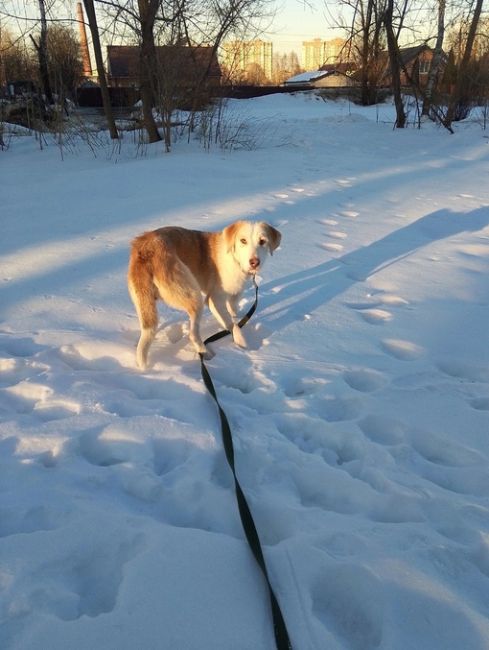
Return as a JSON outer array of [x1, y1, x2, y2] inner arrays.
[[221, 40, 273, 82], [302, 38, 346, 70]]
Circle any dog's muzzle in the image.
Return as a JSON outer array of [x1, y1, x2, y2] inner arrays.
[[249, 257, 260, 273]]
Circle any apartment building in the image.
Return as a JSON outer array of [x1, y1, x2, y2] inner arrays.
[[221, 40, 273, 82], [302, 38, 346, 70]]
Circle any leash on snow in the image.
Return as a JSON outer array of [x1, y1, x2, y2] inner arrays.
[[199, 278, 292, 650]]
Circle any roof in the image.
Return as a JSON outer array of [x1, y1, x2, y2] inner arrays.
[[284, 70, 331, 85], [319, 62, 356, 75], [399, 44, 431, 66], [107, 45, 221, 81]]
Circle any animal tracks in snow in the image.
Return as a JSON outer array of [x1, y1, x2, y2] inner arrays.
[[381, 338, 425, 360], [343, 368, 387, 393], [320, 242, 344, 253]]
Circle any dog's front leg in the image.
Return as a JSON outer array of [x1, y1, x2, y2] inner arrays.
[[187, 301, 212, 358], [227, 295, 247, 349], [208, 295, 247, 349]]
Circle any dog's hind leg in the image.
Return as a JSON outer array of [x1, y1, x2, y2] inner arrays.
[[136, 324, 157, 369], [128, 280, 158, 369], [152, 261, 208, 357]]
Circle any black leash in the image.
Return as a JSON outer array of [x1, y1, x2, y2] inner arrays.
[[199, 281, 292, 650]]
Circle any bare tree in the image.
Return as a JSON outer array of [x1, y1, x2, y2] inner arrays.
[[30, 0, 54, 104], [46, 25, 83, 101], [0, 27, 35, 84], [137, 0, 162, 144], [329, 0, 386, 105], [99, 0, 273, 150], [383, 0, 405, 126], [83, 0, 119, 139], [422, 0, 446, 116], [444, 0, 485, 127]]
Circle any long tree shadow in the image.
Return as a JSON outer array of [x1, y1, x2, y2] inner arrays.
[[259, 206, 489, 331]]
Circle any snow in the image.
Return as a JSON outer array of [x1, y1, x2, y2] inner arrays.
[[1, 92, 489, 650]]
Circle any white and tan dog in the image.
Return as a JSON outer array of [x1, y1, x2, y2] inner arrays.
[[128, 220, 281, 368]]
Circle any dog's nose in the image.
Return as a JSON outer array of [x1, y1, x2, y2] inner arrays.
[[249, 256, 260, 270]]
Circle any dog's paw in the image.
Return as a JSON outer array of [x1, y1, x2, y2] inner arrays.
[[232, 325, 248, 349], [136, 353, 148, 370]]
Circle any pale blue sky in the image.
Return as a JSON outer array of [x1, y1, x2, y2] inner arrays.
[[1, 0, 344, 60], [262, 0, 344, 54]]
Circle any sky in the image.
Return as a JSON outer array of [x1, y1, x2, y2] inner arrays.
[[261, 0, 343, 54], [0, 0, 345, 61]]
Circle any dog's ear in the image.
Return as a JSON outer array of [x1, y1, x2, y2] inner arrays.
[[264, 223, 282, 255], [223, 221, 243, 253]]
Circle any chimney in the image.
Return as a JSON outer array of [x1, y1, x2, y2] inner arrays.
[[77, 2, 92, 77]]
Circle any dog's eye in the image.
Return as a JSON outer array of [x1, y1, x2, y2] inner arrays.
[[240, 238, 247, 245], [258, 239, 266, 246]]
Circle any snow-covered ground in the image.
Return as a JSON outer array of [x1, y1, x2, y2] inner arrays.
[[1, 93, 489, 650]]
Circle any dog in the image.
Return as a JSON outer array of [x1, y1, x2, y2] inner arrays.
[[128, 220, 281, 368]]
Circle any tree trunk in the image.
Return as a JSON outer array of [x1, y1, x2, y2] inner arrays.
[[83, 0, 119, 139], [138, 0, 162, 145], [422, 0, 446, 116], [32, 0, 54, 105], [360, 0, 374, 105], [384, 0, 405, 128], [444, 0, 483, 127]]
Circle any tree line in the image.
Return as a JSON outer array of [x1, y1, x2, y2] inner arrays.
[[1, 0, 488, 148], [331, 0, 488, 130]]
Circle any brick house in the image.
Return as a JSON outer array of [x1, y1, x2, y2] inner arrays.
[[107, 45, 221, 90], [381, 45, 446, 89]]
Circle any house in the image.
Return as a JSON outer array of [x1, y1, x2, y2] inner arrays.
[[381, 45, 446, 88], [107, 45, 222, 90], [284, 62, 356, 89]]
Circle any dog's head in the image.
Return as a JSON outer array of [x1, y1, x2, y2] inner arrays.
[[223, 221, 281, 275]]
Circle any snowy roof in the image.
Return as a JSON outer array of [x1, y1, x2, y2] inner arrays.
[[284, 69, 330, 85]]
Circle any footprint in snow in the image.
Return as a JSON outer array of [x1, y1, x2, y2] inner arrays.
[[2, 379, 53, 416], [340, 210, 360, 218], [381, 338, 424, 361], [377, 294, 409, 307], [78, 428, 128, 468], [343, 368, 387, 393], [312, 563, 384, 650], [359, 308, 393, 325], [320, 242, 344, 253], [281, 375, 328, 398], [213, 364, 263, 395], [436, 359, 489, 383], [327, 231, 348, 240], [347, 294, 408, 314], [0, 505, 60, 538], [42, 534, 144, 621], [316, 395, 364, 422], [165, 322, 185, 344], [470, 397, 489, 411], [0, 335, 44, 358], [335, 178, 354, 187], [358, 414, 406, 444], [410, 428, 485, 468]]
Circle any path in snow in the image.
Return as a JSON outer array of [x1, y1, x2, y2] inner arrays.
[[2, 96, 489, 649]]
